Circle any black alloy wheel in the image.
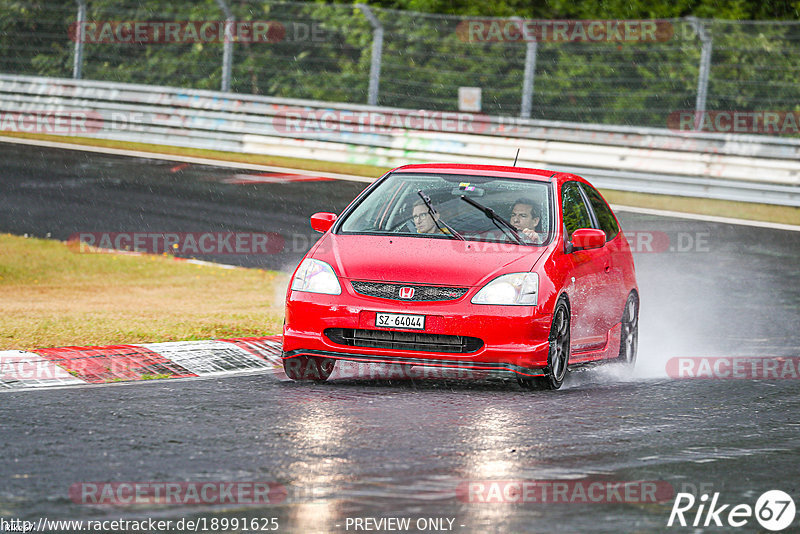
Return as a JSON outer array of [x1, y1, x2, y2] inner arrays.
[[518, 298, 570, 390]]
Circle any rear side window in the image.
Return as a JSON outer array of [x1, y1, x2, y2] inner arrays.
[[581, 184, 619, 241], [561, 182, 593, 240]]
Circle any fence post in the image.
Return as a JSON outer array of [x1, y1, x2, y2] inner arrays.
[[358, 5, 383, 106], [215, 0, 234, 92], [72, 0, 87, 79], [520, 40, 538, 119], [516, 17, 538, 119], [687, 17, 713, 130]]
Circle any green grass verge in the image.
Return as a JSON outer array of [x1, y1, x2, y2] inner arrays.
[[0, 234, 287, 351]]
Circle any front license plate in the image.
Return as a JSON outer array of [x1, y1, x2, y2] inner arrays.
[[375, 313, 425, 330]]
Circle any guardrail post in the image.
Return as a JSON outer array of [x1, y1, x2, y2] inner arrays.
[[358, 5, 383, 106], [72, 0, 87, 79], [215, 0, 234, 92], [687, 17, 713, 130]]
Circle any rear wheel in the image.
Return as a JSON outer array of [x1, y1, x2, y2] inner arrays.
[[617, 292, 639, 366], [283, 355, 335, 382], [518, 298, 570, 390]]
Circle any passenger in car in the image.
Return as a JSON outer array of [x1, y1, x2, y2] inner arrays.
[[412, 199, 450, 234]]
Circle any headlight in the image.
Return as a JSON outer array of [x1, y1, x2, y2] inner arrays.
[[472, 273, 538, 305], [290, 258, 341, 295]]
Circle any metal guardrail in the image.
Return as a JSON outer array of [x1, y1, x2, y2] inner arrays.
[[7, 3, 800, 128], [1, 74, 799, 207]]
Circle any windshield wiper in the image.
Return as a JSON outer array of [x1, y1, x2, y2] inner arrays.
[[416, 190, 465, 240], [459, 195, 528, 246]]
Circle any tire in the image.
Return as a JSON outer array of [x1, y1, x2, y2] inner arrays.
[[518, 298, 571, 390], [617, 292, 639, 366], [283, 355, 335, 382]]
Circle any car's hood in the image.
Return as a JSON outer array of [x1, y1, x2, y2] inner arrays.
[[311, 234, 547, 287]]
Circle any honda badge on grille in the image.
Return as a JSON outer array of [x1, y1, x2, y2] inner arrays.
[[399, 287, 415, 299]]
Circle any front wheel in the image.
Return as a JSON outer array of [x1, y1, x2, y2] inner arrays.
[[283, 355, 335, 382], [518, 298, 570, 390], [617, 292, 639, 366]]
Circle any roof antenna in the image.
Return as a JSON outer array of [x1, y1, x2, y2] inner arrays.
[[513, 148, 520, 167]]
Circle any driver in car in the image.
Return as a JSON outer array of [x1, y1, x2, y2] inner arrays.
[[510, 198, 543, 242]]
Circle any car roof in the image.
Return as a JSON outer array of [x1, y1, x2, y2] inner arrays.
[[391, 163, 558, 182]]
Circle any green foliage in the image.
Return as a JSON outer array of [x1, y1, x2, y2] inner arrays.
[[368, 0, 799, 19], [1, 0, 799, 129]]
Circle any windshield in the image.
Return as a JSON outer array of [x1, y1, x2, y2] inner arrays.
[[338, 173, 552, 246]]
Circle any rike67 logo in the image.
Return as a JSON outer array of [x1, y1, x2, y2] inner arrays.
[[668, 490, 796, 531]]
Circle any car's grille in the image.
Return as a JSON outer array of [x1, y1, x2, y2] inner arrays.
[[325, 328, 483, 354], [350, 281, 468, 301]]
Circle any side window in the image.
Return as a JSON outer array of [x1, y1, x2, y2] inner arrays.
[[581, 184, 619, 241], [561, 182, 593, 240]]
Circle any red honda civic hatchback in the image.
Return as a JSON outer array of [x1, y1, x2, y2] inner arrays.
[[282, 163, 638, 390]]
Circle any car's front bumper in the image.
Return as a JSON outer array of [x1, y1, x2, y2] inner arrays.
[[282, 289, 553, 376]]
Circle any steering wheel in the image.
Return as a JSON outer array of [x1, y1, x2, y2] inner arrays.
[[386, 218, 416, 233]]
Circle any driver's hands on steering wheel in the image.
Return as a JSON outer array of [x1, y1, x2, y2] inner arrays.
[[519, 228, 543, 243]]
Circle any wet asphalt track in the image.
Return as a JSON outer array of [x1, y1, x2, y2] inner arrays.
[[1, 142, 800, 533]]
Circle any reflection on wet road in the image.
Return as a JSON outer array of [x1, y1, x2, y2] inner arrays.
[[3, 373, 799, 532]]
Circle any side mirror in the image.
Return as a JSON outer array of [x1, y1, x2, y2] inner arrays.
[[570, 228, 606, 251], [310, 212, 337, 233]]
